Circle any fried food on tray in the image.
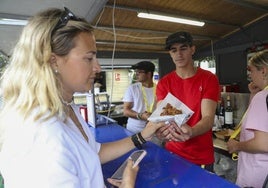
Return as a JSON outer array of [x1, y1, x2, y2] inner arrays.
[[160, 103, 182, 116]]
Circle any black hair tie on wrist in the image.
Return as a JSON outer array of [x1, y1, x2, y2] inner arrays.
[[137, 132, 146, 144], [131, 134, 142, 149]]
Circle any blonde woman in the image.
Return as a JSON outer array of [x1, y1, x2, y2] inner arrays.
[[0, 7, 163, 188], [227, 50, 268, 188]]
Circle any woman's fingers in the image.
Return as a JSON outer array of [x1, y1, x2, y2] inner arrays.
[[107, 178, 122, 187]]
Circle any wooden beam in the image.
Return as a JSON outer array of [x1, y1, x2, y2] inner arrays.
[[105, 3, 240, 27], [95, 25, 217, 40], [224, 0, 268, 12]]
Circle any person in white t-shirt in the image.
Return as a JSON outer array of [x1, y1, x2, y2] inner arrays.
[[123, 61, 157, 133], [0, 8, 163, 188]]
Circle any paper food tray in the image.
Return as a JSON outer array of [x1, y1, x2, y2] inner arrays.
[[148, 93, 194, 126]]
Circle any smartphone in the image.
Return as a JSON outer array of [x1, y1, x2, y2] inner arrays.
[[110, 149, 147, 180]]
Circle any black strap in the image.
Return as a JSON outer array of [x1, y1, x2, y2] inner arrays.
[[137, 132, 146, 144], [262, 173, 268, 188], [131, 134, 142, 149]]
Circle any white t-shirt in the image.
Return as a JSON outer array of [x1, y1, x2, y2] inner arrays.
[[236, 89, 268, 188], [122, 82, 155, 133], [0, 104, 105, 188]]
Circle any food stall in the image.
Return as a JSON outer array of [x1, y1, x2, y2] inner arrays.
[[91, 123, 238, 188], [74, 91, 238, 187], [76, 92, 238, 187]]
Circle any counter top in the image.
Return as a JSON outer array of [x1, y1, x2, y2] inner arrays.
[[214, 138, 228, 151], [91, 124, 238, 188], [213, 137, 233, 157], [213, 129, 237, 157]]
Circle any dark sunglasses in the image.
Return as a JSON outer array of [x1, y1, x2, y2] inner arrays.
[[51, 7, 81, 37]]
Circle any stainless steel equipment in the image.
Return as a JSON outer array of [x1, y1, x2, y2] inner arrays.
[[95, 92, 116, 116]]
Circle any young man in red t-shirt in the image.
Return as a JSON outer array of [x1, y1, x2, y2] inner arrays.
[[156, 31, 220, 172]]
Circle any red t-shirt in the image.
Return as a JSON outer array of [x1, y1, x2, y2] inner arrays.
[[156, 68, 220, 165]]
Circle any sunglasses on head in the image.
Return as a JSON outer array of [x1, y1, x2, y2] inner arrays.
[[51, 7, 81, 37]]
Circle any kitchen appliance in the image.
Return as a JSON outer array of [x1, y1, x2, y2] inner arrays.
[[95, 92, 116, 116]]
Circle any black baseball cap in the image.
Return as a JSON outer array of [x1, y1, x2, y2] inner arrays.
[[131, 61, 155, 73], [165, 31, 193, 50]]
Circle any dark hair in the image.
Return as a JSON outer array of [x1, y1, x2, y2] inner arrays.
[[131, 61, 155, 74]]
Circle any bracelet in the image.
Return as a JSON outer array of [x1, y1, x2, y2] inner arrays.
[[138, 113, 143, 120], [137, 132, 146, 144], [136, 113, 143, 120], [131, 134, 142, 149]]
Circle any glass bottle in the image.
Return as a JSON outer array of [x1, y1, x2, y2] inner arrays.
[[218, 98, 225, 129], [224, 95, 234, 129]]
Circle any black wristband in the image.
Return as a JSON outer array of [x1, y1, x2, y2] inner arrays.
[[131, 134, 142, 149], [137, 132, 146, 144]]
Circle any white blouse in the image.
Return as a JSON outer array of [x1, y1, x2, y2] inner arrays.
[[0, 104, 105, 188]]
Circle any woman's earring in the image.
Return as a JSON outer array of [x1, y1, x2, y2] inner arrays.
[[54, 69, 58, 74]]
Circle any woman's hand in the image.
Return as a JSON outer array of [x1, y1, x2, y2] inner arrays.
[[107, 159, 139, 188], [248, 82, 261, 94], [154, 121, 192, 142], [226, 139, 239, 153], [141, 121, 165, 141]]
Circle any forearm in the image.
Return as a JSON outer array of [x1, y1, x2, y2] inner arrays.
[[124, 109, 148, 121], [124, 108, 136, 118], [124, 109, 141, 119], [99, 121, 162, 163], [190, 99, 216, 138], [99, 137, 135, 164], [123, 101, 142, 120], [236, 138, 268, 153], [191, 116, 214, 138]]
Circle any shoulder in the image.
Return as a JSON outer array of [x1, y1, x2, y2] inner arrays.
[[197, 68, 219, 83], [128, 82, 142, 91], [158, 71, 176, 83], [126, 82, 140, 89], [37, 118, 70, 145], [133, 82, 141, 87], [162, 71, 176, 79], [251, 90, 268, 104], [197, 68, 216, 77], [2, 114, 71, 157], [123, 83, 141, 101]]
